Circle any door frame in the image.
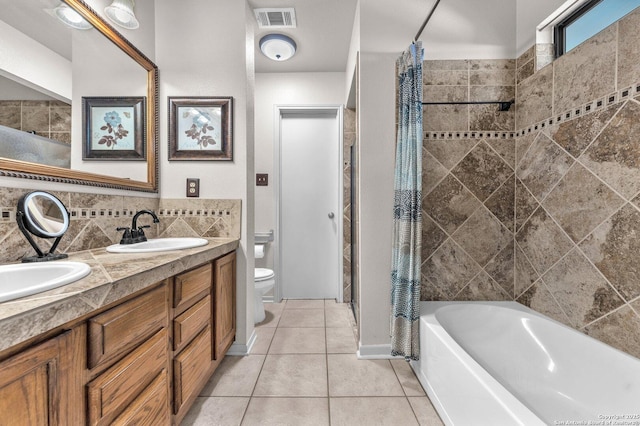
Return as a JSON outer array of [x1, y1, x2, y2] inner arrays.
[[273, 105, 344, 303]]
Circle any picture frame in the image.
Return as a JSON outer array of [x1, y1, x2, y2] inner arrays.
[[168, 96, 233, 161], [82, 97, 146, 161]]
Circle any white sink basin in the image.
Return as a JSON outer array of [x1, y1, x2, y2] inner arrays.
[[0, 261, 91, 303], [106, 237, 208, 253]]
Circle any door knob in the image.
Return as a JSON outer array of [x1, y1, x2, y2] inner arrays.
[[328, 212, 335, 219]]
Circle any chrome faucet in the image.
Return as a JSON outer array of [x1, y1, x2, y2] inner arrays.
[[117, 209, 160, 244]]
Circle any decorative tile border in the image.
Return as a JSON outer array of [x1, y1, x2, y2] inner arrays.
[[157, 208, 233, 217], [0, 209, 14, 222], [516, 82, 640, 135], [425, 131, 516, 140], [0, 207, 235, 222]]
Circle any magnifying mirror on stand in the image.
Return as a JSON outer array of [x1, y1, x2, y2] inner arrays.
[[16, 191, 70, 262]]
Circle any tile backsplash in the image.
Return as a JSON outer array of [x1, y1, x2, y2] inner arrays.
[[0, 187, 241, 264]]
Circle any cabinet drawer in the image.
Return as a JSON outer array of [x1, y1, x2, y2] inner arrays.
[[173, 295, 210, 351], [173, 326, 212, 415], [111, 371, 169, 426], [88, 284, 167, 369], [87, 329, 167, 426], [174, 263, 212, 311]]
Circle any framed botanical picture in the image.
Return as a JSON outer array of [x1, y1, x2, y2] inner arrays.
[[82, 97, 146, 160], [168, 96, 233, 161]]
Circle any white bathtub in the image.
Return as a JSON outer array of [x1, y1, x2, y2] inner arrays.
[[410, 301, 640, 426]]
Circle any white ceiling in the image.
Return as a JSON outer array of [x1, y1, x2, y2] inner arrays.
[[0, 0, 73, 59], [247, 0, 358, 73], [1, 1, 567, 74], [248, 0, 566, 73]]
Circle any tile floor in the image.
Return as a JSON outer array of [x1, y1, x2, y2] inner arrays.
[[182, 299, 444, 425]]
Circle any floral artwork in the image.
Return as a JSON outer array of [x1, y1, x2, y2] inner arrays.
[[92, 108, 134, 149], [168, 97, 233, 161], [82, 97, 146, 160], [179, 107, 222, 150]]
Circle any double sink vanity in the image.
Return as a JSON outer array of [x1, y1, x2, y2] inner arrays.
[[1, 0, 241, 423], [0, 191, 240, 425]]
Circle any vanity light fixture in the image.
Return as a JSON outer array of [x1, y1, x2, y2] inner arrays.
[[54, 3, 92, 30], [259, 34, 297, 61], [105, 0, 139, 30]]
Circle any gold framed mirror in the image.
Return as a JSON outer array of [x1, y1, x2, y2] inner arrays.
[[0, 0, 158, 192]]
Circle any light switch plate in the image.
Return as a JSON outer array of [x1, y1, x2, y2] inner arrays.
[[186, 178, 200, 197], [256, 173, 268, 186]]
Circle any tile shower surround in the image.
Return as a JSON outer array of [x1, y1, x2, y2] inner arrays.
[[421, 7, 640, 359], [0, 188, 241, 264], [343, 107, 357, 303], [0, 100, 72, 144]]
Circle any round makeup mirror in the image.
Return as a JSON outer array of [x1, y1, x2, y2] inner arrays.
[[16, 191, 70, 262]]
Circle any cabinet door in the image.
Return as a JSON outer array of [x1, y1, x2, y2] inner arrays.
[[214, 251, 236, 360], [111, 372, 169, 426], [174, 264, 212, 313], [87, 330, 168, 426], [173, 326, 212, 417], [0, 327, 84, 426], [87, 283, 167, 370]]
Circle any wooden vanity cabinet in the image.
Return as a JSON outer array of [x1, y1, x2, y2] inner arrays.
[[86, 282, 170, 426], [0, 249, 237, 426], [172, 252, 237, 424], [214, 251, 236, 359], [0, 325, 85, 426]]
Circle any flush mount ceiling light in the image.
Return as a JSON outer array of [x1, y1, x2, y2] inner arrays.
[[54, 3, 92, 30], [259, 34, 297, 61], [105, 0, 139, 30]]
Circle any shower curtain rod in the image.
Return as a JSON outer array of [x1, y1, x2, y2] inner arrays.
[[423, 100, 515, 111], [414, 0, 442, 42]]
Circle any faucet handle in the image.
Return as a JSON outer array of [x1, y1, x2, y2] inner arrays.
[[136, 225, 150, 243], [117, 227, 133, 245]]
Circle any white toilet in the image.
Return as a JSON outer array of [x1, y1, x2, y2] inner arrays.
[[254, 268, 275, 324], [254, 233, 275, 324]]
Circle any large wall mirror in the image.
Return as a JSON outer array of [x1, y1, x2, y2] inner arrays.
[[0, 0, 158, 192]]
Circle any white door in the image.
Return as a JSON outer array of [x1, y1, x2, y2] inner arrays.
[[278, 107, 342, 300]]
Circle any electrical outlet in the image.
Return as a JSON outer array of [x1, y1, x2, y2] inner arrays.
[[186, 178, 200, 197], [256, 173, 268, 186]]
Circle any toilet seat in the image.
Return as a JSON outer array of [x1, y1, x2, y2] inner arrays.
[[255, 268, 274, 281]]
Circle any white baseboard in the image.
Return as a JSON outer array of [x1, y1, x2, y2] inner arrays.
[[227, 329, 257, 356], [357, 343, 404, 359]]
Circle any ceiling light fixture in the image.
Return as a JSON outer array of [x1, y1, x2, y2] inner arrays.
[[259, 34, 297, 61], [104, 0, 139, 30], [54, 3, 92, 30]]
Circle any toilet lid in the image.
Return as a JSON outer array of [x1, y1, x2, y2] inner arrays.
[[255, 268, 274, 281]]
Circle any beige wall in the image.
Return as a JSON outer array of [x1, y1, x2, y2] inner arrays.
[[154, 0, 255, 350], [253, 72, 346, 271]]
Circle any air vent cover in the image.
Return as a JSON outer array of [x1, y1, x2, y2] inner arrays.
[[253, 8, 297, 28]]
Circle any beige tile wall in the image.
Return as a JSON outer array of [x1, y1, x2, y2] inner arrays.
[[513, 8, 640, 358], [343, 107, 356, 303], [0, 100, 72, 144], [0, 187, 241, 264], [422, 7, 640, 359], [421, 59, 516, 302]]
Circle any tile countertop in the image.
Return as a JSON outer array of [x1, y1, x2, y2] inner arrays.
[[0, 237, 239, 353]]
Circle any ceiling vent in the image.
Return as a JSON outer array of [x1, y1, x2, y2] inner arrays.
[[253, 8, 297, 28]]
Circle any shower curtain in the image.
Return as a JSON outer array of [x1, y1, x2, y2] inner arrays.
[[391, 41, 423, 360]]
